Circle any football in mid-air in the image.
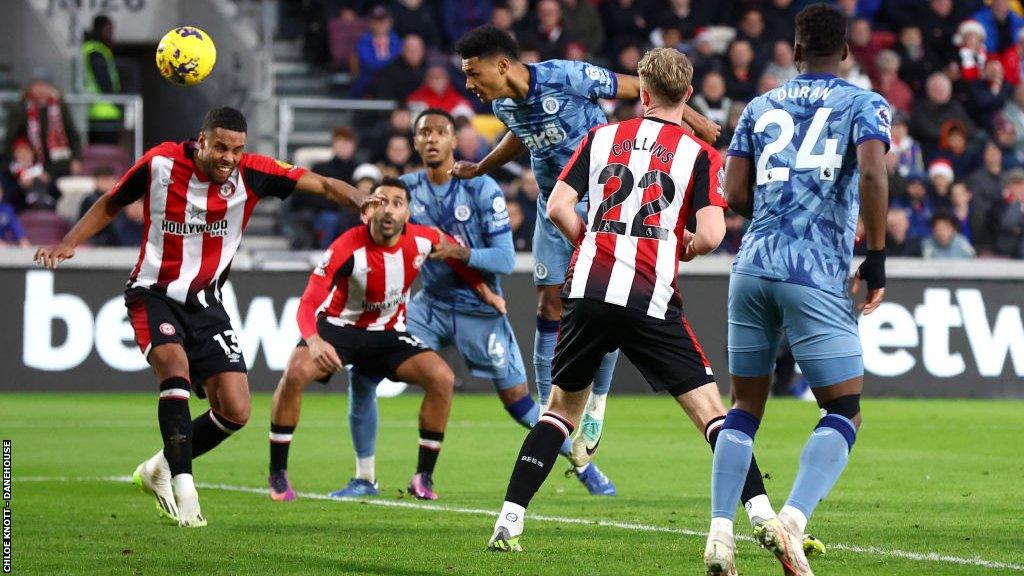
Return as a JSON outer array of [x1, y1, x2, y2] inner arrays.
[[155, 26, 216, 86]]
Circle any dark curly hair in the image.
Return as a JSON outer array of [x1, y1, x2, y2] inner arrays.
[[454, 25, 518, 60], [375, 176, 410, 201], [795, 3, 848, 59]]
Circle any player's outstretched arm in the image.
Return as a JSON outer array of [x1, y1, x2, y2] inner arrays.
[[723, 155, 754, 219], [34, 194, 122, 269], [547, 181, 585, 246], [449, 131, 526, 179], [851, 139, 889, 315], [295, 172, 381, 212]]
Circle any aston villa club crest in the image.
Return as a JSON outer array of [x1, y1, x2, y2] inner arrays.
[[219, 180, 236, 198]]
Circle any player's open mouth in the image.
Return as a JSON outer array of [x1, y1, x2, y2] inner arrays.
[[216, 165, 232, 176]]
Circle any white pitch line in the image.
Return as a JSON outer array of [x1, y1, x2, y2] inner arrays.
[[16, 475, 1024, 572]]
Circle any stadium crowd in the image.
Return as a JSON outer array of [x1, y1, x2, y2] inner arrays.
[[5, 0, 1024, 261]]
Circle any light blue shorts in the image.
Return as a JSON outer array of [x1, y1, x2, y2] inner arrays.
[[727, 273, 863, 387], [407, 291, 528, 389], [532, 194, 590, 285]]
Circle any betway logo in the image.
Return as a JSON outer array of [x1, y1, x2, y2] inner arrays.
[[859, 288, 1024, 378], [161, 219, 228, 237], [22, 271, 297, 372]]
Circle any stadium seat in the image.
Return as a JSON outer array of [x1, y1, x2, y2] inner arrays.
[[327, 17, 365, 72], [19, 209, 71, 246], [81, 144, 132, 177], [292, 146, 333, 168], [55, 176, 96, 222]]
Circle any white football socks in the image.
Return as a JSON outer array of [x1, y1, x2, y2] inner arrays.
[[497, 501, 526, 537], [355, 455, 376, 483]]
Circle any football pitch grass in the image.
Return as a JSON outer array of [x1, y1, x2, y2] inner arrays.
[[3, 392, 1022, 575]]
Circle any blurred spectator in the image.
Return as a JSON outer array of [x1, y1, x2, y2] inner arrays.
[[892, 174, 936, 240], [936, 121, 980, 176], [691, 71, 731, 128], [354, 162, 383, 193], [292, 127, 362, 248], [113, 198, 146, 246], [894, 26, 931, 95], [378, 133, 416, 177], [927, 158, 956, 206], [689, 30, 722, 84], [520, 0, 572, 61], [949, 180, 976, 242], [921, 0, 959, 71], [763, 0, 798, 44], [441, 0, 492, 46], [406, 65, 475, 119], [991, 112, 1024, 168], [653, 0, 703, 41], [82, 14, 122, 144], [756, 72, 780, 95], [888, 113, 925, 177], [615, 44, 642, 76], [0, 180, 30, 247], [1005, 27, 1024, 85], [600, 0, 649, 57], [966, 59, 1012, 129], [736, 9, 771, 65], [455, 124, 490, 163], [723, 39, 761, 102], [764, 41, 798, 84], [838, 55, 872, 90], [562, 0, 604, 56], [316, 126, 360, 183], [1002, 81, 1024, 145], [4, 72, 81, 182], [353, 6, 402, 97], [491, 6, 515, 34], [968, 141, 1008, 253], [506, 0, 535, 35], [365, 106, 413, 161], [721, 101, 746, 148], [972, 0, 1024, 57], [7, 138, 59, 210], [849, 18, 882, 81], [996, 167, 1024, 257], [923, 212, 976, 258], [506, 200, 530, 251], [875, 50, 914, 114], [375, 33, 427, 101], [77, 166, 119, 246], [955, 19, 988, 81], [910, 73, 976, 157], [389, 0, 441, 48], [885, 208, 923, 256], [326, 8, 368, 71]]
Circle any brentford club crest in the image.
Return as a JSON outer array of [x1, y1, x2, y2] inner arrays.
[[159, 323, 176, 336], [219, 180, 236, 198]]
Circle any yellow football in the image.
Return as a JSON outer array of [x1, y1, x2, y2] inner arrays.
[[155, 26, 217, 86]]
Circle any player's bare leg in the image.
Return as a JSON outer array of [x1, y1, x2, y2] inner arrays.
[[268, 346, 331, 501], [394, 351, 454, 500], [132, 343, 200, 526]]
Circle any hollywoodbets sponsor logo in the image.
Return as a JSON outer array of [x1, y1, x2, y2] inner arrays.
[[160, 219, 229, 237]]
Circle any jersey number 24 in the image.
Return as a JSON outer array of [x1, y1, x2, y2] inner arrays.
[[754, 108, 843, 185]]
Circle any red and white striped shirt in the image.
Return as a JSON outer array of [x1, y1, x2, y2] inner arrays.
[[109, 140, 306, 306], [558, 116, 727, 319], [297, 223, 485, 337]]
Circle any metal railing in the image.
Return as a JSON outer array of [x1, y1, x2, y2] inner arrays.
[[277, 97, 396, 159], [0, 91, 144, 160]]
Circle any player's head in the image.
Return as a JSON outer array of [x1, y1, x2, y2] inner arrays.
[[196, 107, 247, 184], [455, 25, 519, 103], [636, 48, 694, 112], [369, 177, 411, 242], [794, 3, 849, 69], [413, 108, 456, 169]]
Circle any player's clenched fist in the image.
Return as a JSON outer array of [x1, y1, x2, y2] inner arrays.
[[448, 160, 480, 179], [34, 243, 75, 269]]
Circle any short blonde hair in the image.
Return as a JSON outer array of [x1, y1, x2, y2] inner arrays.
[[637, 47, 694, 104]]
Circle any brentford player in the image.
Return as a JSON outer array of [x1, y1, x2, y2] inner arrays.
[[267, 177, 505, 501], [486, 48, 793, 556], [34, 107, 376, 527]]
